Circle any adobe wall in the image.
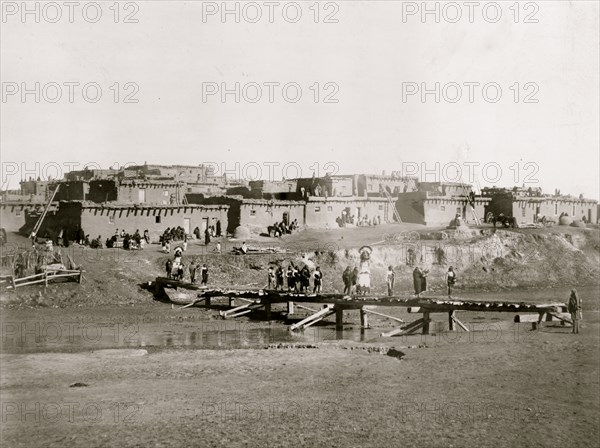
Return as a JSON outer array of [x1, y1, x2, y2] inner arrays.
[[239, 202, 305, 233], [0, 203, 33, 232], [79, 205, 228, 242], [305, 198, 388, 228], [513, 199, 598, 224]]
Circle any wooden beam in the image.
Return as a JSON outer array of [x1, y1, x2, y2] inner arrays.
[[289, 305, 334, 331], [451, 314, 469, 332], [335, 307, 344, 332], [362, 308, 405, 324], [422, 311, 430, 334], [360, 308, 369, 329], [380, 317, 425, 337]]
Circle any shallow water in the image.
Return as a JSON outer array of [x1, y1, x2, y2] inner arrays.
[[2, 285, 597, 353]]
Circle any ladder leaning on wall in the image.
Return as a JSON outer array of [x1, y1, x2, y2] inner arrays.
[[29, 184, 60, 241], [380, 186, 402, 223], [460, 181, 480, 225]]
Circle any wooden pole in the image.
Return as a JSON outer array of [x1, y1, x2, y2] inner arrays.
[[229, 297, 235, 307], [422, 311, 430, 334], [360, 307, 369, 329], [448, 311, 455, 331], [287, 301, 294, 315], [264, 301, 271, 320], [335, 306, 344, 332]]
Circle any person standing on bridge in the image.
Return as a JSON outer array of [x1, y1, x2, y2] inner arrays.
[[386, 266, 395, 297], [568, 289, 582, 334], [313, 267, 323, 294], [351, 266, 359, 294], [267, 266, 275, 289], [445, 266, 457, 298], [342, 266, 352, 295], [275, 266, 284, 290]]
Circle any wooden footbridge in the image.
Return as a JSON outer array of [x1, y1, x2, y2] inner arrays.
[[154, 277, 570, 337]]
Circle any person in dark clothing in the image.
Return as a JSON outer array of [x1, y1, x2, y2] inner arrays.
[[166, 260, 173, 279], [342, 266, 352, 295], [200, 264, 209, 285], [313, 267, 323, 293], [286, 266, 294, 291], [351, 267, 359, 294], [205, 228, 211, 245], [276, 266, 284, 290], [301, 265, 311, 293], [413, 266, 428, 296], [216, 220, 222, 237], [144, 229, 150, 244], [568, 289, 582, 334]]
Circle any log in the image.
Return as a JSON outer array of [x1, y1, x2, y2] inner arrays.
[[514, 314, 542, 323], [289, 305, 334, 331], [362, 308, 405, 324]]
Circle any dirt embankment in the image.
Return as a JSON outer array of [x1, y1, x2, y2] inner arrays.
[[2, 228, 598, 309]]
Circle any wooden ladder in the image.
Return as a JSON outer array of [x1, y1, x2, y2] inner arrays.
[[29, 185, 60, 240], [381, 186, 402, 223]]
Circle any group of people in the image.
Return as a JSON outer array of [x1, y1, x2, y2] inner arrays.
[[412, 265, 457, 297], [268, 220, 298, 237], [193, 221, 222, 240], [106, 228, 150, 250], [165, 246, 209, 285], [267, 264, 323, 293], [336, 213, 383, 228]]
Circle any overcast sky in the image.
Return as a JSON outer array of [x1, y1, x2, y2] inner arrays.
[[1, 1, 598, 199]]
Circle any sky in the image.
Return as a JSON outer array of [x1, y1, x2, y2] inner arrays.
[[1, 0, 599, 199]]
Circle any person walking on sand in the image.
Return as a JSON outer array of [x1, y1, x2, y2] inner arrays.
[[445, 266, 457, 298], [568, 289, 582, 334], [386, 266, 395, 297]]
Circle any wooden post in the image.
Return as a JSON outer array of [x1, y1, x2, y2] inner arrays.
[[335, 306, 344, 332], [78, 268, 83, 284], [287, 301, 294, 315], [264, 301, 271, 320], [422, 311, 430, 334], [229, 297, 235, 307], [360, 307, 369, 329], [448, 311, 455, 331]]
